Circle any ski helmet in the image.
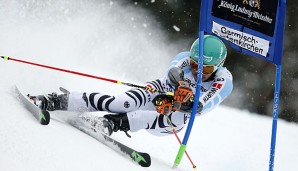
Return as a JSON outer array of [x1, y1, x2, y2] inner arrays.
[[190, 35, 227, 68]]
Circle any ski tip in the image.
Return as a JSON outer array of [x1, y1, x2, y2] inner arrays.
[[39, 110, 50, 125], [131, 151, 151, 167], [138, 156, 151, 167]]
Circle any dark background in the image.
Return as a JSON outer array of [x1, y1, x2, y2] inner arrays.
[[123, 0, 298, 122]]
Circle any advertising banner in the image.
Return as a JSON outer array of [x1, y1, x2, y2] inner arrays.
[[212, 21, 269, 57], [212, 0, 278, 36]]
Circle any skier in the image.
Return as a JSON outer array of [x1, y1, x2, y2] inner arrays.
[[36, 35, 233, 137]]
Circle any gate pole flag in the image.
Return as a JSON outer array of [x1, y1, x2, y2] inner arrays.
[[174, 0, 286, 170]]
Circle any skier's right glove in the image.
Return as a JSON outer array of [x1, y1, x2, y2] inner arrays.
[[172, 81, 193, 111]]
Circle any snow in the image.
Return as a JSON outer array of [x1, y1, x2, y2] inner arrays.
[[173, 25, 181, 32], [0, 0, 298, 171], [0, 85, 298, 171]]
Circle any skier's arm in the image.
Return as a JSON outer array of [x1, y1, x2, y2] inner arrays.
[[152, 68, 192, 115], [152, 52, 193, 114], [199, 67, 233, 114]]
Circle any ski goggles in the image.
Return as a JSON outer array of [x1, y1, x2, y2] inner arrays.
[[190, 58, 218, 75]]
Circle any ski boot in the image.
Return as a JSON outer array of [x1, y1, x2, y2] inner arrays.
[[103, 113, 131, 137], [34, 87, 69, 111]]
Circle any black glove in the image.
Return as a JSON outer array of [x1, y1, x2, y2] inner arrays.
[[180, 100, 203, 113]]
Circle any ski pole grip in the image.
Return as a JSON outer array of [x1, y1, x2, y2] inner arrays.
[[1, 56, 10, 60]]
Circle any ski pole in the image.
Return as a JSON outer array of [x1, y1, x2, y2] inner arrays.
[[1, 56, 163, 93], [165, 114, 197, 169]]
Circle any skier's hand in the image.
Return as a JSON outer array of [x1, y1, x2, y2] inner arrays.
[[172, 81, 193, 111], [174, 81, 193, 103], [152, 94, 173, 115], [179, 100, 203, 113]]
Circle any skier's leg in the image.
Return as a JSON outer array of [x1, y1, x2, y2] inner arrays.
[[128, 110, 188, 136], [67, 80, 164, 112], [36, 79, 164, 112], [103, 110, 188, 136], [36, 88, 154, 112], [67, 89, 153, 112]]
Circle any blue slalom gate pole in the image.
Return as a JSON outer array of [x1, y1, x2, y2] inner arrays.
[[173, 1, 208, 168], [268, 1, 286, 170], [173, 30, 204, 168], [269, 65, 282, 171], [181, 30, 205, 144]]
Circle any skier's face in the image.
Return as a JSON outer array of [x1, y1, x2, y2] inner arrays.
[[190, 58, 215, 81], [202, 73, 212, 81]]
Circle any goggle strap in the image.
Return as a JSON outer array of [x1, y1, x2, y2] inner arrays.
[[217, 58, 226, 68]]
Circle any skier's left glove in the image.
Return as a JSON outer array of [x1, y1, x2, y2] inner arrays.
[[172, 81, 193, 111], [152, 94, 173, 115]]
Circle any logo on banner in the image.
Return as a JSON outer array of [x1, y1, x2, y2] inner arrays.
[[212, 21, 269, 57], [243, 0, 260, 9], [217, 0, 272, 24]]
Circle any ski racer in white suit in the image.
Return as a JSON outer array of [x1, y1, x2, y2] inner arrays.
[[37, 35, 233, 137]]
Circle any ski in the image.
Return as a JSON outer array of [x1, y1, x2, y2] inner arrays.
[[55, 112, 151, 167], [101, 132, 151, 167], [15, 86, 50, 125], [15, 86, 151, 167]]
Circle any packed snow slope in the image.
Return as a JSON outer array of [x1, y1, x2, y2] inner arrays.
[[0, 0, 297, 171]]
